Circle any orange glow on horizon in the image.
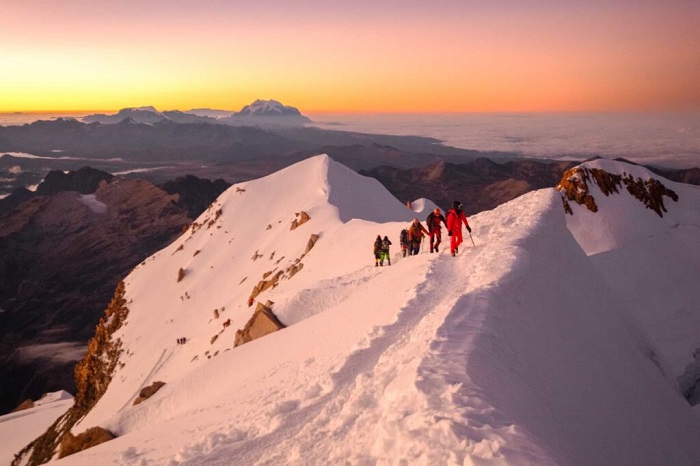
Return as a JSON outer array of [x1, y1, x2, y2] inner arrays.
[[2, 1, 699, 114]]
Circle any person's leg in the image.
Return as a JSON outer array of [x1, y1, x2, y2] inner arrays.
[[434, 230, 441, 251], [429, 230, 436, 252]]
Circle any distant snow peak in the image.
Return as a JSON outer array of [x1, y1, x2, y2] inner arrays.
[[237, 99, 302, 117], [221, 99, 311, 126], [557, 161, 679, 217]]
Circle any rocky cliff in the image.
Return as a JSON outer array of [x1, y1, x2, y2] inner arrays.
[[11, 282, 129, 465], [0, 170, 226, 415]]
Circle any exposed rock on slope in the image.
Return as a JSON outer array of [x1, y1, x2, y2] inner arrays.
[[132, 381, 166, 406], [11, 282, 129, 466], [234, 301, 286, 347], [557, 165, 678, 217], [0, 170, 226, 415], [58, 426, 116, 459]]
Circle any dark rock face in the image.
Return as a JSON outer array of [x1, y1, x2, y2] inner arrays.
[[0, 173, 223, 415], [361, 158, 578, 215], [36, 167, 113, 196], [160, 175, 230, 218]]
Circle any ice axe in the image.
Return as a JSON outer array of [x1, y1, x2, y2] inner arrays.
[[469, 231, 475, 247]]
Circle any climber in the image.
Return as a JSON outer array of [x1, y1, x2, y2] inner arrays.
[[446, 201, 471, 256]]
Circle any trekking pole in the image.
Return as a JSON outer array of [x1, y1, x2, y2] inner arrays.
[[469, 232, 475, 247]]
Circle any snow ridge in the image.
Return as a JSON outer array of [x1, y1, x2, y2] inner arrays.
[[9, 156, 700, 466]]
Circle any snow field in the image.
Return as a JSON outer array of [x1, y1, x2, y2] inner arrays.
[[0, 392, 74, 465], [13, 155, 698, 465]]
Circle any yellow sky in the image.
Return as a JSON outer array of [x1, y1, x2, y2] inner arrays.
[[1, 1, 699, 113]]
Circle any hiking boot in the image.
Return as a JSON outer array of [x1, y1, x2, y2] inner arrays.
[[430, 248, 433, 253], [435, 246, 439, 252], [388, 260, 391, 265], [451, 251, 455, 257], [455, 247, 459, 254]]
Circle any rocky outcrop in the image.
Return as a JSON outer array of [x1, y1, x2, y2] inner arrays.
[[247, 233, 320, 305], [234, 301, 286, 347], [248, 271, 285, 304], [12, 399, 34, 412], [11, 282, 129, 466], [0, 172, 225, 415], [133, 381, 166, 406], [58, 427, 116, 459], [557, 166, 679, 217], [290, 211, 310, 230], [305, 233, 320, 254]]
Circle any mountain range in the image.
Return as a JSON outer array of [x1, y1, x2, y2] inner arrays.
[[81, 100, 312, 127], [5, 155, 699, 465]]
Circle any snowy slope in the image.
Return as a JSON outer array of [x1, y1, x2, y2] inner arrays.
[[11, 155, 700, 465], [563, 158, 700, 395], [1, 392, 73, 465]]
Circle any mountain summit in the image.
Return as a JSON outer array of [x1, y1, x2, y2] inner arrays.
[[224, 99, 312, 126], [9, 156, 700, 466], [237, 99, 305, 117]]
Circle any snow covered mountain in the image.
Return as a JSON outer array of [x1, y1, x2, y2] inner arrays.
[[81, 101, 311, 127], [223, 99, 312, 126], [236, 99, 305, 117], [9, 155, 700, 465]]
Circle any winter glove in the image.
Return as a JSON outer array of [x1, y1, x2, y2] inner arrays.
[[467, 226, 472, 233], [448, 231, 452, 236]]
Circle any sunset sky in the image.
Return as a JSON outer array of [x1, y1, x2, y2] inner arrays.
[[2, 0, 699, 113]]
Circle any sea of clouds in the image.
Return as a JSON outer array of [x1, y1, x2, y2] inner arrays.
[[309, 112, 700, 169], [3, 112, 699, 169]]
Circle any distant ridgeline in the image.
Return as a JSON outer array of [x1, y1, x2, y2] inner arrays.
[[81, 99, 312, 126]]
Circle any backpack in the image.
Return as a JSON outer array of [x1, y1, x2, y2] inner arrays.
[[410, 223, 424, 239], [427, 212, 443, 229], [381, 239, 391, 252]]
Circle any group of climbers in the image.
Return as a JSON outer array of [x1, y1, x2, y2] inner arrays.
[[376, 200, 472, 266]]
